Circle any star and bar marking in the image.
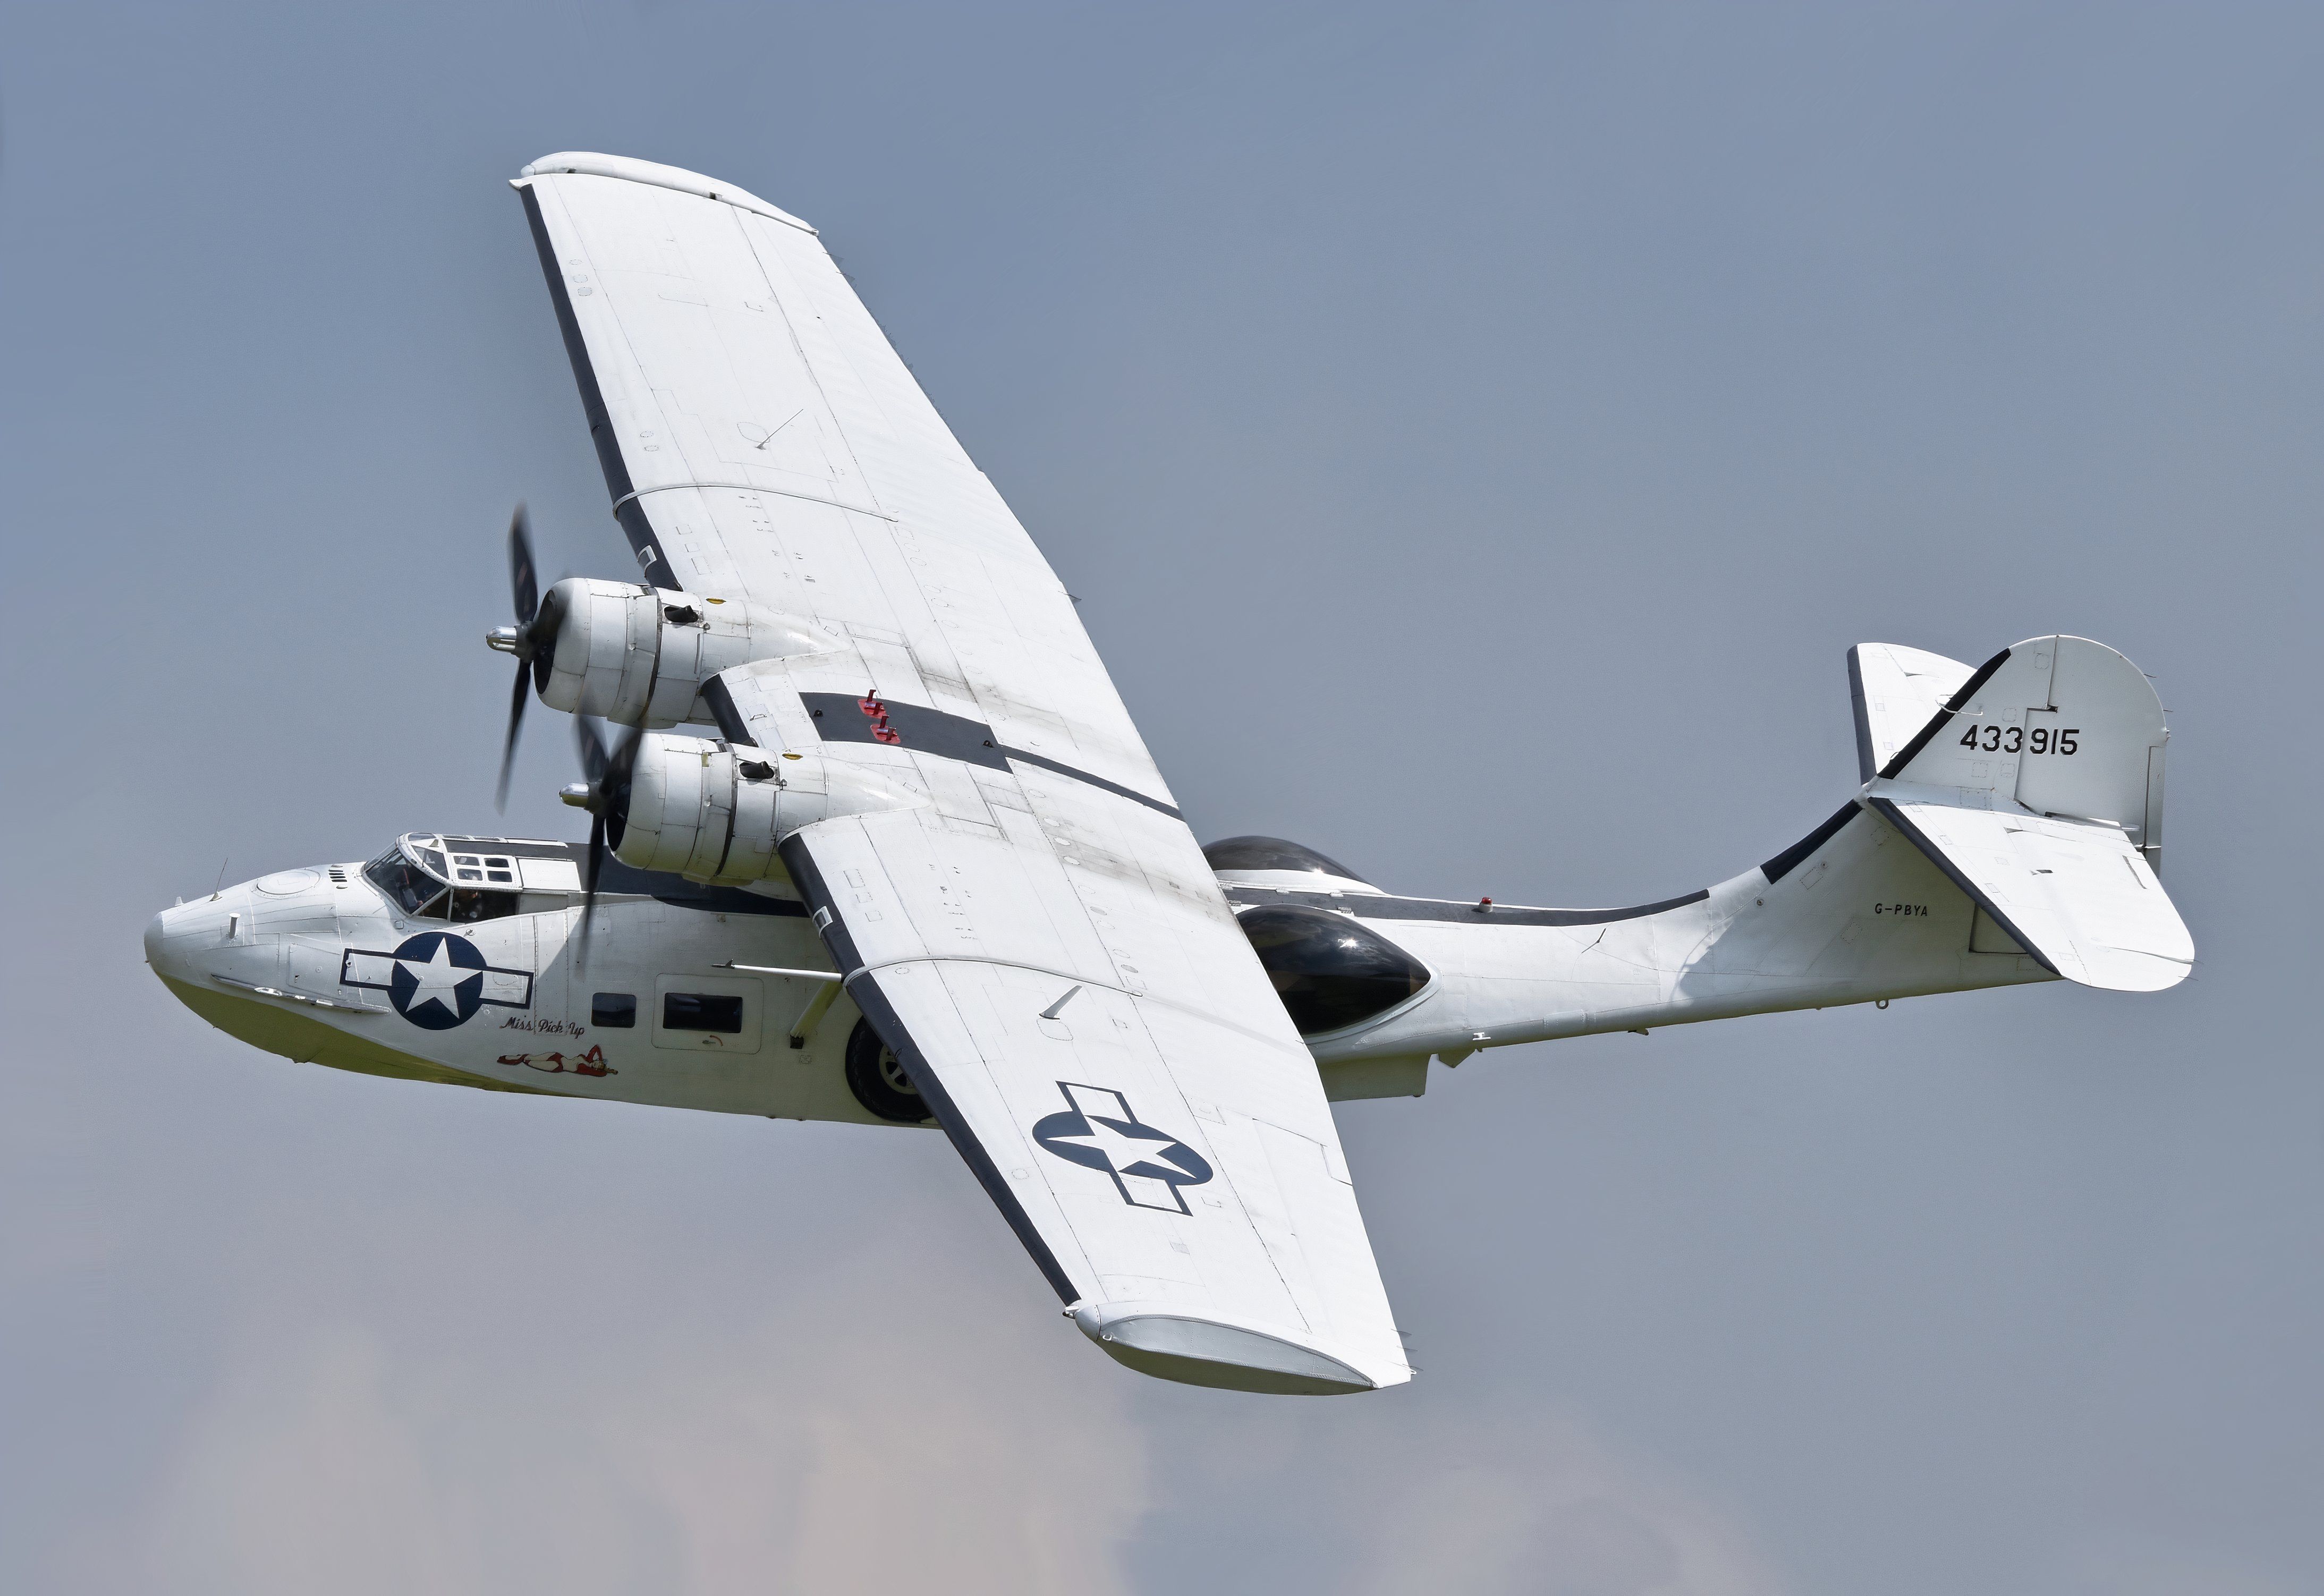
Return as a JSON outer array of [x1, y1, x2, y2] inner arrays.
[[341, 932, 535, 1030], [1032, 1083, 1213, 1214]]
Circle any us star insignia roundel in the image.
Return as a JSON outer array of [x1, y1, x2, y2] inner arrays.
[[1032, 1082, 1214, 1213], [340, 933, 535, 1030]]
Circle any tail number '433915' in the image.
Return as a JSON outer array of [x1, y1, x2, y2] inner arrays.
[[1961, 724, 2079, 754]]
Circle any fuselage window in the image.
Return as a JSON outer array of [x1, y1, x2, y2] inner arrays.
[[1202, 835, 1369, 883], [663, 992, 744, 1033], [446, 889, 520, 923], [592, 993, 638, 1028], [1235, 904, 1431, 1037]]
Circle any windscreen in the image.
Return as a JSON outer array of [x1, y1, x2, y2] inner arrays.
[[363, 849, 443, 916]]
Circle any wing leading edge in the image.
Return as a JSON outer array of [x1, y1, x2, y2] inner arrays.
[[514, 152, 1410, 1393]]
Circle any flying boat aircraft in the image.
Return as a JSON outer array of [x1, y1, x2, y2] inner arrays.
[[145, 152, 2194, 1395]]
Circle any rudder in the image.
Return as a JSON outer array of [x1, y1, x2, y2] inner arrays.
[[1878, 635, 2167, 871]]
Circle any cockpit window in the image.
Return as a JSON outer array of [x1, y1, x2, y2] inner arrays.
[[448, 851, 517, 885], [363, 840, 522, 922], [1237, 904, 1430, 1036], [364, 850, 443, 916]]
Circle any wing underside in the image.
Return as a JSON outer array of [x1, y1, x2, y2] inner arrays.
[[778, 816, 1411, 1394], [515, 152, 1409, 1392]]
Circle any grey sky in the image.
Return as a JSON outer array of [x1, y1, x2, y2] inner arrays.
[[4, 3, 2319, 1592]]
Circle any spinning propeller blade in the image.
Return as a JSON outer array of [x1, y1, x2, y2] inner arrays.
[[574, 712, 609, 786], [497, 660, 531, 813], [572, 715, 643, 962], [508, 504, 538, 630], [492, 504, 550, 811]]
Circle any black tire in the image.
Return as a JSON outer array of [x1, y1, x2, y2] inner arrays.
[[844, 1017, 931, 1123]]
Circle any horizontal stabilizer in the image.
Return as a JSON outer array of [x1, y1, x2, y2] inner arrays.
[[1869, 794, 2192, 991]]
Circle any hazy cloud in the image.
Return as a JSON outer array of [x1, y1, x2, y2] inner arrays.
[[114, 1238, 1150, 1596], [1352, 1478, 1775, 1596], [1335, 1416, 1788, 1596]]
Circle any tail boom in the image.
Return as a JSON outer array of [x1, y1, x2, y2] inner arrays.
[[1303, 634, 2189, 1084]]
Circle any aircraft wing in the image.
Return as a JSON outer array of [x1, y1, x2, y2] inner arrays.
[[514, 152, 1411, 1393]]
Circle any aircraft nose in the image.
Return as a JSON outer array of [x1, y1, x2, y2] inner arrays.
[[145, 896, 235, 988], [146, 902, 211, 987]]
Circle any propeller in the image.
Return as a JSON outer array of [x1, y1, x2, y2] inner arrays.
[[564, 715, 645, 962], [485, 504, 556, 811]]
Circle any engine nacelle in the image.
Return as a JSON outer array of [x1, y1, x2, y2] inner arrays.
[[535, 578, 832, 727], [612, 734, 924, 884]]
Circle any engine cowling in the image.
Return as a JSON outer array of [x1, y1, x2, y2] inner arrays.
[[609, 733, 924, 884], [534, 578, 832, 727]]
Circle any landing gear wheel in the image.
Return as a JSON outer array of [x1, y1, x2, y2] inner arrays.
[[845, 1017, 931, 1124]]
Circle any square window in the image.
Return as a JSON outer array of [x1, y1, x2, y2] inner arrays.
[[663, 992, 744, 1033], [592, 993, 637, 1028], [456, 869, 483, 881], [486, 870, 514, 883]]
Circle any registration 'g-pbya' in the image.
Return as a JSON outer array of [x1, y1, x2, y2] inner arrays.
[[146, 152, 2194, 1396]]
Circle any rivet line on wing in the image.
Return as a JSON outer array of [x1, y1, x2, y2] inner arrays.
[[610, 481, 897, 522]]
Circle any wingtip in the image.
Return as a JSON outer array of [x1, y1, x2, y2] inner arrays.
[[516, 151, 817, 234], [1071, 1301, 1407, 1396]]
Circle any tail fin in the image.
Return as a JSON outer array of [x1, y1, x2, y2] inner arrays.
[[1869, 634, 2167, 862], [1858, 635, 2189, 992], [1848, 643, 1975, 782]]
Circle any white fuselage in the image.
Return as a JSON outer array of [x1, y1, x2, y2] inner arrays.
[[1250, 801, 2050, 1097], [147, 800, 2051, 1123]]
